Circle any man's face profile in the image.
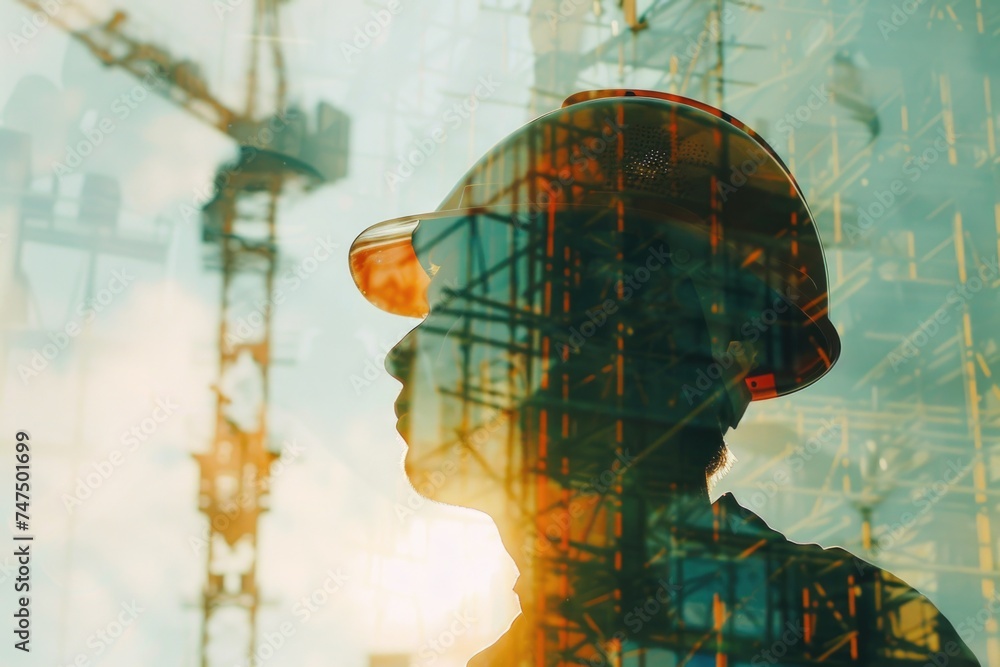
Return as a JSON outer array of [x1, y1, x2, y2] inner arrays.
[[382, 218, 523, 517], [380, 208, 746, 517]]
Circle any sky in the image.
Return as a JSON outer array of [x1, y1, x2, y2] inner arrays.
[[1, 0, 998, 665]]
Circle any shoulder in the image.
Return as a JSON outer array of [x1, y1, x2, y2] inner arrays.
[[713, 492, 982, 666]]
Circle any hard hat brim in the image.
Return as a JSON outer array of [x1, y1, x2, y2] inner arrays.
[[349, 204, 841, 401]]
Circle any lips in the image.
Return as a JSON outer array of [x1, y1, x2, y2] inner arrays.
[[393, 388, 411, 437], [394, 411, 411, 441], [393, 388, 409, 419]]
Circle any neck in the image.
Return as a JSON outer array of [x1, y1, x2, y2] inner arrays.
[[494, 482, 721, 665], [509, 417, 728, 646]]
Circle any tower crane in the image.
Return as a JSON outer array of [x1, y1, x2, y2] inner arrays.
[[14, 1, 349, 664]]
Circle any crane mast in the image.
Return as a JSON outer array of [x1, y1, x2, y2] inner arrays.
[[14, 2, 349, 664]]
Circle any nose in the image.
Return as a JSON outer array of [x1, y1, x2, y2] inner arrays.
[[385, 329, 417, 383]]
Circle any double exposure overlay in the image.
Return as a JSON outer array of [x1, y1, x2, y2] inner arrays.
[[2, 1, 998, 665], [349, 92, 980, 665]]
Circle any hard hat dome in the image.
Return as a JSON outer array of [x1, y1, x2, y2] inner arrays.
[[349, 90, 840, 401], [441, 90, 795, 217]]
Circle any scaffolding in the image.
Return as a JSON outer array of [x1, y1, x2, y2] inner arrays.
[[359, 0, 1000, 664], [717, 2, 1000, 665], [378, 155, 981, 667]]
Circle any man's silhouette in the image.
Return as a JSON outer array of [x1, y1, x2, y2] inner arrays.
[[349, 90, 981, 666]]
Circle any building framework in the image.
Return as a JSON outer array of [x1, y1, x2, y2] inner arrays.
[[376, 151, 983, 667], [361, 0, 1000, 664]]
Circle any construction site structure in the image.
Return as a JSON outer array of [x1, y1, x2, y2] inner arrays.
[[364, 143, 977, 666], [357, 0, 1000, 664], [0, 126, 172, 657], [12, 1, 350, 664]]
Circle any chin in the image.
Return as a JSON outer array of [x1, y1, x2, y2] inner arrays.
[[401, 449, 442, 500]]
